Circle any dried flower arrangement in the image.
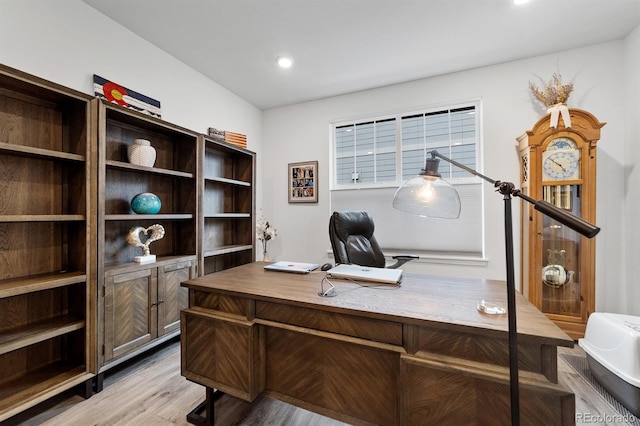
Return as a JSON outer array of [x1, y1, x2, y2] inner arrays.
[[256, 210, 277, 259], [529, 73, 574, 107]]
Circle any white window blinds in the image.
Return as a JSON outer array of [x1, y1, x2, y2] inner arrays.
[[335, 118, 397, 185]]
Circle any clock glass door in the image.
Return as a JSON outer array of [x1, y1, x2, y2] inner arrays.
[[541, 184, 582, 317]]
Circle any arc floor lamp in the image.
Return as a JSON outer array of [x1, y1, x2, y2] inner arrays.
[[393, 150, 600, 426]]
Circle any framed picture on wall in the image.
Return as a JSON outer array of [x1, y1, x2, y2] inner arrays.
[[288, 161, 318, 203]]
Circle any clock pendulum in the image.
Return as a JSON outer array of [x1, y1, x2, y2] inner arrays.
[[541, 224, 571, 288]]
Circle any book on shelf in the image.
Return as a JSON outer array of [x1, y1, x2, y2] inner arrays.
[[207, 127, 247, 148]]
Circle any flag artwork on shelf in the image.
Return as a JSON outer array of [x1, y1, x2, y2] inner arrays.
[[93, 75, 161, 118]]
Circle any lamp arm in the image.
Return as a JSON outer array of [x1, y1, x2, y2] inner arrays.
[[429, 150, 600, 239], [513, 191, 600, 238], [429, 150, 498, 185]]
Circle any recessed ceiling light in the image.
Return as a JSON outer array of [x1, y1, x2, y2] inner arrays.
[[277, 56, 293, 69], [514, 0, 530, 4]]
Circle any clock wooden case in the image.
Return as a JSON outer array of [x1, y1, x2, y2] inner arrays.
[[517, 108, 605, 339]]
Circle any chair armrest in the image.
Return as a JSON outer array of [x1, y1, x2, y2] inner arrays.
[[388, 255, 419, 269]]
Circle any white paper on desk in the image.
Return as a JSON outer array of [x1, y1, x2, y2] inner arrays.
[[264, 261, 319, 274]]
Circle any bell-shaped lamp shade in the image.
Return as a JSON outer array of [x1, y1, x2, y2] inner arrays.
[[393, 157, 461, 219]]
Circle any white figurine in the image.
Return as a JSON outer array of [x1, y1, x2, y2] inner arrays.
[[126, 224, 165, 264]]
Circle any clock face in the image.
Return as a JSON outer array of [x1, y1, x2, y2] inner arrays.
[[542, 149, 580, 181]]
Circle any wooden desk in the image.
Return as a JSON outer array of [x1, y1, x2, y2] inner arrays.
[[181, 262, 574, 425]]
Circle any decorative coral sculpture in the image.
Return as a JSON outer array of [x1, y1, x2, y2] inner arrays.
[[529, 73, 574, 108], [127, 224, 165, 264]]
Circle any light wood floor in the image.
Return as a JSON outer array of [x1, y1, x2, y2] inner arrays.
[[3, 339, 631, 426]]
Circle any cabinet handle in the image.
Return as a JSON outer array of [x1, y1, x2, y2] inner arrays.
[[158, 299, 164, 304], [151, 302, 157, 306]]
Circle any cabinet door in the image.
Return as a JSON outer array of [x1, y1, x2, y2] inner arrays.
[[157, 260, 193, 336], [104, 268, 158, 361]]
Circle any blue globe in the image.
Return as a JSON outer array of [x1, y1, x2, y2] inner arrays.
[[131, 192, 161, 214]]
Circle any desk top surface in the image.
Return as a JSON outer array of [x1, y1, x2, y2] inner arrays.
[[183, 262, 572, 346]]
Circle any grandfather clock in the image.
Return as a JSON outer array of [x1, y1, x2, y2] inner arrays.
[[517, 108, 605, 339]]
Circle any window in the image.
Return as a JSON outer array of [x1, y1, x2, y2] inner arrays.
[[331, 100, 484, 258], [335, 118, 397, 185], [401, 106, 477, 180]]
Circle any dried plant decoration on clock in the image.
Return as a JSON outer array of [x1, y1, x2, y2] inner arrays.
[[528, 73, 574, 107], [529, 73, 575, 128]]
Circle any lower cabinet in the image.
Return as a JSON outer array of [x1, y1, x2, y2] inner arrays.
[[99, 257, 195, 377]]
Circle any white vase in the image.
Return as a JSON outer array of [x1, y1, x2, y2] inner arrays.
[[128, 139, 156, 167]]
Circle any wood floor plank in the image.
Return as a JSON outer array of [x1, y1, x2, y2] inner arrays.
[[8, 341, 633, 425]]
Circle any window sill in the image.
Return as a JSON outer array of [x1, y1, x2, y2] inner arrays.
[[326, 250, 488, 267], [383, 250, 488, 267]]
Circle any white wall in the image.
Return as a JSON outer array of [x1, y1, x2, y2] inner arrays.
[[0, 0, 262, 170], [262, 41, 629, 314], [623, 26, 640, 314]]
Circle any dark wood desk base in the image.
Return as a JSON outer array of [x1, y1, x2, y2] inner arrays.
[[181, 263, 575, 425]]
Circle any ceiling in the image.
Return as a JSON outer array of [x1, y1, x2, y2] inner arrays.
[[83, 0, 640, 110]]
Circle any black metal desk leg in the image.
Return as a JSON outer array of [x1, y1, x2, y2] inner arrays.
[[186, 387, 224, 426]]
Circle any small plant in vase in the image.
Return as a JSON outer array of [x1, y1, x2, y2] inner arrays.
[[256, 211, 277, 261]]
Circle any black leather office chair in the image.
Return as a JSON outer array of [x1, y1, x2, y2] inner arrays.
[[329, 211, 417, 269]]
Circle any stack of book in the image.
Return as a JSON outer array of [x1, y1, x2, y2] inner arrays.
[[224, 131, 247, 148], [208, 127, 247, 149], [207, 127, 225, 142]]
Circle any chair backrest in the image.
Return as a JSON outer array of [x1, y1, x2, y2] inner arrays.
[[329, 211, 386, 268]]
